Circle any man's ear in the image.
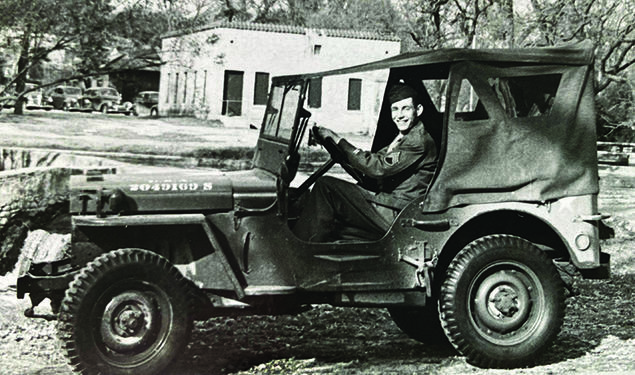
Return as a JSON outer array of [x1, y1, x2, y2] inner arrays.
[[416, 104, 424, 117]]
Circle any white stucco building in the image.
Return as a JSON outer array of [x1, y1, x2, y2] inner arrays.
[[160, 21, 400, 133]]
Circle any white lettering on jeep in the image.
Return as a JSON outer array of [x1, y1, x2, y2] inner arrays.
[[129, 181, 211, 192]]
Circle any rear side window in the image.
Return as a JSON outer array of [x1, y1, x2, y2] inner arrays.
[[488, 74, 561, 118], [454, 79, 489, 121]]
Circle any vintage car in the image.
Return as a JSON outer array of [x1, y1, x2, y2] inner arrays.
[[0, 83, 45, 110], [43, 85, 83, 111], [597, 141, 631, 166], [132, 90, 159, 116], [17, 41, 609, 374], [80, 87, 132, 114]]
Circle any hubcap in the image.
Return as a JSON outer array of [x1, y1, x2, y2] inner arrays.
[[470, 262, 543, 344], [101, 291, 157, 353]]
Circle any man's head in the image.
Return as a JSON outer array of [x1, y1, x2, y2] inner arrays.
[[388, 83, 423, 133]]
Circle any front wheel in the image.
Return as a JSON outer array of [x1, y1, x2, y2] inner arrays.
[[58, 248, 193, 375], [439, 235, 564, 368]]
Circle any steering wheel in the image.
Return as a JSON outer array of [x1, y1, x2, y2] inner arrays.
[[310, 126, 365, 184]]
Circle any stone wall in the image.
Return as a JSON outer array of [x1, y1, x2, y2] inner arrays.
[[0, 167, 72, 228], [0, 147, 119, 274], [0, 167, 72, 274]]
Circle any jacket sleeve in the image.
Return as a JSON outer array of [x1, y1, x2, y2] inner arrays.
[[337, 133, 428, 179]]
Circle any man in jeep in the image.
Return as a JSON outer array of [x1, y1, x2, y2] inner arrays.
[[293, 83, 438, 242]]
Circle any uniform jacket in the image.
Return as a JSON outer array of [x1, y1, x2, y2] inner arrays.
[[338, 121, 438, 210]]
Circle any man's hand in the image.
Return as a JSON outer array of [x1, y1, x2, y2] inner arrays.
[[313, 126, 342, 144]]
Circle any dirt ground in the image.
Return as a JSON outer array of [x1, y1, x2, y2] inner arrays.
[[0, 111, 633, 374]]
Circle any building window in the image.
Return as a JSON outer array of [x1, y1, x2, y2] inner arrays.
[[183, 71, 188, 104], [222, 70, 244, 116], [347, 78, 362, 111], [174, 73, 179, 105], [193, 71, 197, 103], [166, 73, 171, 103], [254, 72, 269, 105], [203, 70, 207, 104], [308, 77, 322, 108], [313, 44, 322, 55]]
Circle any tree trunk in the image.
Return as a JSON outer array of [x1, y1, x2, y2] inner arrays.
[[13, 27, 31, 115], [501, 0, 514, 48]]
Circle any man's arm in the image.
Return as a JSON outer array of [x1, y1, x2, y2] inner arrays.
[[338, 137, 428, 179]]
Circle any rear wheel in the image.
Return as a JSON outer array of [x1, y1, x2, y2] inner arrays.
[[100, 104, 108, 114], [150, 107, 158, 117], [439, 235, 564, 368], [58, 248, 192, 375]]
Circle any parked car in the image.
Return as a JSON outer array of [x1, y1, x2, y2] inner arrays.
[[0, 84, 47, 110], [132, 91, 159, 116], [0, 92, 16, 111], [597, 142, 631, 166], [24, 83, 44, 109], [80, 87, 131, 114], [43, 86, 83, 110], [17, 41, 610, 374]]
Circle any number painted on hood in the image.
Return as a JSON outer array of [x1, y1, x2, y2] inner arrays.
[[129, 182, 212, 192]]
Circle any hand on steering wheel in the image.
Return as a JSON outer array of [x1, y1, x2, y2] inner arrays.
[[311, 125, 345, 163], [310, 125, 365, 184]]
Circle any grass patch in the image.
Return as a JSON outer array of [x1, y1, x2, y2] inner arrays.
[[185, 147, 255, 160]]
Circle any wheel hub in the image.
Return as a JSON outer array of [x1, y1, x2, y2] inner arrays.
[[101, 291, 157, 353], [473, 270, 532, 334], [488, 286, 519, 318], [115, 306, 145, 335]]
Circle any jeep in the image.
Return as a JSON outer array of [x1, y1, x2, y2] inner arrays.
[[17, 41, 610, 374]]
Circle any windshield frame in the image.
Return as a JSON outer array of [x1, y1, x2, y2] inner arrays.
[[259, 80, 306, 144]]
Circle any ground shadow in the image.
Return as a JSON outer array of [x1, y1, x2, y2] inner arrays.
[[168, 273, 634, 374], [169, 307, 456, 374]]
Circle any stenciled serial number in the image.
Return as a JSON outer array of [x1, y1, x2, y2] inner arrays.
[[130, 182, 213, 192]]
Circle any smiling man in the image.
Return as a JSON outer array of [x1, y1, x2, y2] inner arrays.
[[293, 83, 438, 242]]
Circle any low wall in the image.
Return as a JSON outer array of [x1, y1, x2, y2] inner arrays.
[[0, 167, 71, 228], [0, 147, 118, 274]]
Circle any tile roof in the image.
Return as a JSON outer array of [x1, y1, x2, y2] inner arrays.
[[162, 21, 400, 42]]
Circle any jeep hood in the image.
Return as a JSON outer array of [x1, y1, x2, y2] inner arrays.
[[69, 168, 276, 215]]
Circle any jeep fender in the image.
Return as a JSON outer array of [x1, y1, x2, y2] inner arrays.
[[417, 195, 603, 271], [73, 214, 245, 299]]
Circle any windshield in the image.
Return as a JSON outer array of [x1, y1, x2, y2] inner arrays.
[[261, 82, 303, 141]]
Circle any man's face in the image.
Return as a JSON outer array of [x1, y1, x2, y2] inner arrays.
[[390, 97, 423, 133]]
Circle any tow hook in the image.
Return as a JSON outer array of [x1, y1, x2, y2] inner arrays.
[[400, 253, 438, 297]]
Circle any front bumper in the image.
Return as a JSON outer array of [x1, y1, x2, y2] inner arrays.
[[16, 258, 76, 299]]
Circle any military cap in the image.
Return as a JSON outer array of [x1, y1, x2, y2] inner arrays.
[[388, 83, 420, 105]]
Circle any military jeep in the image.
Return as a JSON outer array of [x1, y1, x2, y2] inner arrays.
[[18, 41, 610, 374]]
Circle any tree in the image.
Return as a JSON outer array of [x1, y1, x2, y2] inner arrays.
[[0, 0, 114, 114], [519, 0, 634, 139], [398, 0, 633, 139], [0, 0, 211, 114]]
